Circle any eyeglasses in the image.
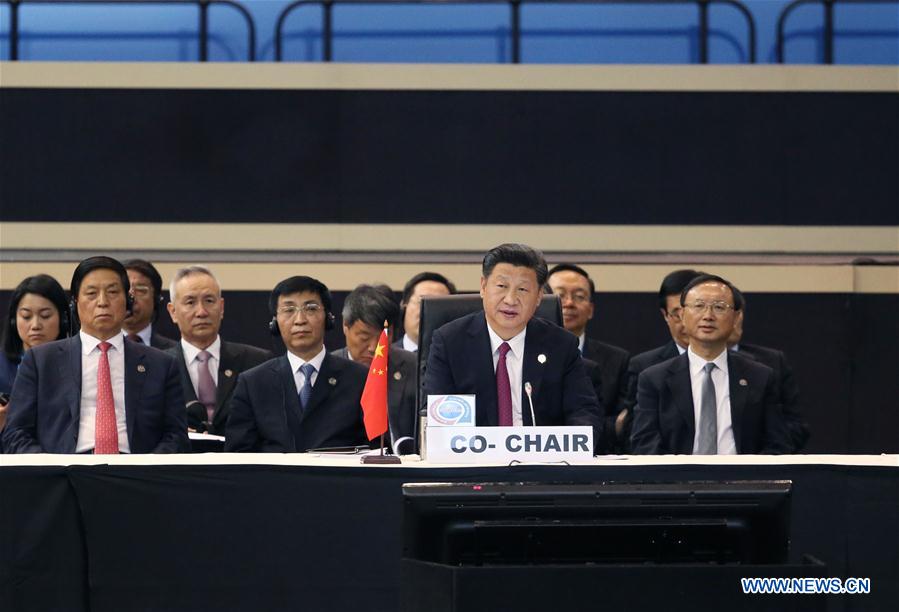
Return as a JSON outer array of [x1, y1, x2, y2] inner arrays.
[[131, 284, 152, 297], [277, 303, 323, 318], [666, 307, 683, 321], [684, 301, 734, 316]]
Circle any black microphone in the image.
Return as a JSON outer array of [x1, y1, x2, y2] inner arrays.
[[185, 400, 210, 433]]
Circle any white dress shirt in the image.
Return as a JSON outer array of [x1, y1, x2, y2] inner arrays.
[[687, 346, 737, 455], [76, 331, 130, 453], [402, 334, 418, 352], [287, 345, 327, 394], [485, 321, 527, 427], [578, 333, 586, 354], [676, 342, 687, 355], [181, 336, 221, 397]]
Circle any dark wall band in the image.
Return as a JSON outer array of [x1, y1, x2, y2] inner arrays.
[[1, 87, 896, 225]]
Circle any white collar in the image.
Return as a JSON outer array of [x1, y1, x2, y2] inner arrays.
[[402, 333, 418, 352], [80, 330, 125, 355], [578, 333, 586, 353], [687, 345, 729, 376], [129, 323, 153, 345], [286, 344, 327, 374], [485, 319, 527, 359], [181, 335, 221, 364]]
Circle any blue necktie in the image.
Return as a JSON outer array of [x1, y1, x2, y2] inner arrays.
[[298, 363, 316, 411]]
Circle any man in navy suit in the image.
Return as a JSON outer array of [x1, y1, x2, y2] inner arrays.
[[423, 243, 604, 451], [546, 263, 631, 452], [631, 274, 789, 455], [225, 276, 368, 453], [2, 256, 189, 454]]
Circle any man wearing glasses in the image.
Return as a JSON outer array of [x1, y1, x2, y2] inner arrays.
[[225, 276, 368, 452], [630, 274, 790, 455], [546, 264, 630, 452], [122, 259, 178, 350], [166, 266, 272, 435]]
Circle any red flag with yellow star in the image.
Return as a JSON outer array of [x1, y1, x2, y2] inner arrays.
[[361, 327, 390, 441]]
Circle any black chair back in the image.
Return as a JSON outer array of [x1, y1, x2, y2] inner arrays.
[[413, 294, 562, 446]]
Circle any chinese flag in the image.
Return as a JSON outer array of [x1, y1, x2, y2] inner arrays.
[[361, 328, 390, 441]]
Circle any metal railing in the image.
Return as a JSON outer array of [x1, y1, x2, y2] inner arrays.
[[776, 0, 899, 63], [2, 0, 257, 61], [274, 0, 757, 63]]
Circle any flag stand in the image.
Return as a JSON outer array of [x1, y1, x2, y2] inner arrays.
[[361, 433, 401, 464]]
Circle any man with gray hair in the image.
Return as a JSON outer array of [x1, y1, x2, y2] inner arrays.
[[166, 265, 271, 436], [332, 284, 418, 454]]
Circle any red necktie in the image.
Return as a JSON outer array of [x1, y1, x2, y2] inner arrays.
[[94, 341, 119, 454], [496, 342, 513, 426]]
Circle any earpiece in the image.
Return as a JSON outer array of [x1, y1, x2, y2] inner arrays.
[[325, 311, 335, 331]]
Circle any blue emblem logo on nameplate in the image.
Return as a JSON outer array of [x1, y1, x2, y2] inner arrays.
[[427, 394, 476, 426]]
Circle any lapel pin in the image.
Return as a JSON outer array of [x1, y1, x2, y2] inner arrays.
[[537, 354, 547, 364], [136, 364, 146, 373], [739, 379, 748, 386], [393, 371, 402, 381], [328, 377, 337, 386], [224, 369, 234, 378]]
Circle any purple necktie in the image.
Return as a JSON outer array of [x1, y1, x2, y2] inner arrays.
[[496, 342, 513, 426], [195, 350, 217, 422]]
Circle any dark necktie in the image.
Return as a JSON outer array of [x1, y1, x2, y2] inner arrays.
[[195, 350, 217, 422], [496, 342, 513, 426], [299, 363, 316, 411], [697, 362, 718, 454]]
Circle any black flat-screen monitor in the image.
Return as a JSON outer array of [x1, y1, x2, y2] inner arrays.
[[402, 481, 791, 566]]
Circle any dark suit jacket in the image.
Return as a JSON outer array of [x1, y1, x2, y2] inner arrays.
[[1, 336, 189, 454], [150, 331, 178, 351], [0, 355, 18, 395], [582, 337, 630, 414], [630, 351, 790, 455], [618, 341, 681, 452], [423, 312, 604, 451], [737, 343, 809, 452], [167, 340, 273, 435], [225, 352, 368, 452], [331, 346, 418, 454]]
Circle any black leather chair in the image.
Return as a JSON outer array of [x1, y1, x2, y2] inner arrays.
[[412, 294, 562, 450]]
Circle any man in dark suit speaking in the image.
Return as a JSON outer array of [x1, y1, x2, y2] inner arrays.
[[631, 274, 789, 455], [423, 243, 604, 451], [225, 276, 368, 453], [2, 256, 189, 454]]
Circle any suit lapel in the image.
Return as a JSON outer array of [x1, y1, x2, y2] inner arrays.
[[215, 341, 238, 413], [172, 344, 199, 403], [65, 336, 83, 425], [302, 353, 336, 417], [521, 321, 546, 426], [123, 341, 146, 447], [666, 354, 695, 439], [272, 357, 300, 450], [727, 352, 747, 453], [469, 315, 499, 426]]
